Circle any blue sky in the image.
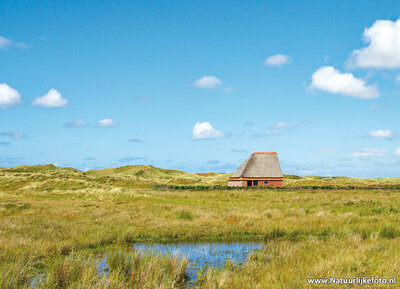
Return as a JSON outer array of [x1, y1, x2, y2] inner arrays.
[[1, 0, 400, 177]]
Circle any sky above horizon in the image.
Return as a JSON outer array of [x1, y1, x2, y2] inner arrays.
[[1, 0, 400, 177]]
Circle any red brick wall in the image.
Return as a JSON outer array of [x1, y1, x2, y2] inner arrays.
[[262, 180, 283, 187], [235, 179, 283, 187]]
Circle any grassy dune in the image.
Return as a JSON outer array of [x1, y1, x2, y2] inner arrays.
[[1, 165, 400, 288], [2, 164, 399, 188]]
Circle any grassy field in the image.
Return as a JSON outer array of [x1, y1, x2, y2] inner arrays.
[[1, 165, 400, 288]]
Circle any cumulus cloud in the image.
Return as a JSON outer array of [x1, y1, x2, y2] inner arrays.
[[33, 89, 67, 107], [351, 148, 386, 158], [347, 19, 400, 69], [64, 120, 88, 128], [310, 66, 379, 99], [97, 118, 117, 128], [0, 132, 26, 140], [369, 128, 394, 139], [0, 83, 21, 108], [264, 54, 291, 66], [193, 76, 222, 89], [395, 148, 400, 157], [192, 122, 223, 139]]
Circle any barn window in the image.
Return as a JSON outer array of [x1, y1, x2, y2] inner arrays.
[[247, 181, 252, 187], [264, 181, 269, 185], [253, 181, 258, 186]]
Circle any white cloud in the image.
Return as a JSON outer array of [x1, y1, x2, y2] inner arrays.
[[194, 76, 222, 89], [264, 54, 290, 66], [97, 118, 117, 128], [271, 122, 290, 128], [347, 19, 400, 69], [270, 121, 300, 128], [351, 148, 386, 158], [369, 128, 393, 139], [314, 147, 339, 151], [65, 120, 88, 128], [32, 89, 67, 107], [310, 66, 379, 99], [0, 36, 11, 49], [265, 130, 281, 136], [0, 83, 21, 108], [192, 122, 223, 139], [395, 148, 400, 157]]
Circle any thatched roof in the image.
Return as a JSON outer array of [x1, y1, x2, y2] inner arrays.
[[230, 152, 283, 178]]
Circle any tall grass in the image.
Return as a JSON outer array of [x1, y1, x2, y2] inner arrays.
[[196, 237, 400, 288], [0, 253, 36, 289], [0, 250, 188, 289], [105, 250, 187, 288], [42, 253, 99, 288]]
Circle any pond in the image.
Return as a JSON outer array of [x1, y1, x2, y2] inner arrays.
[[30, 242, 263, 288], [134, 242, 264, 284]]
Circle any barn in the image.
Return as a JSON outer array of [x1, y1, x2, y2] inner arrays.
[[228, 152, 283, 187]]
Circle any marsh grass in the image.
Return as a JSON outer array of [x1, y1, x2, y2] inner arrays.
[[196, 237, 400, 288], [0, 253, 36, 289], [0, 250, 188, 289], [105, 250, 188, 288], [43, 253, 99, 288]]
